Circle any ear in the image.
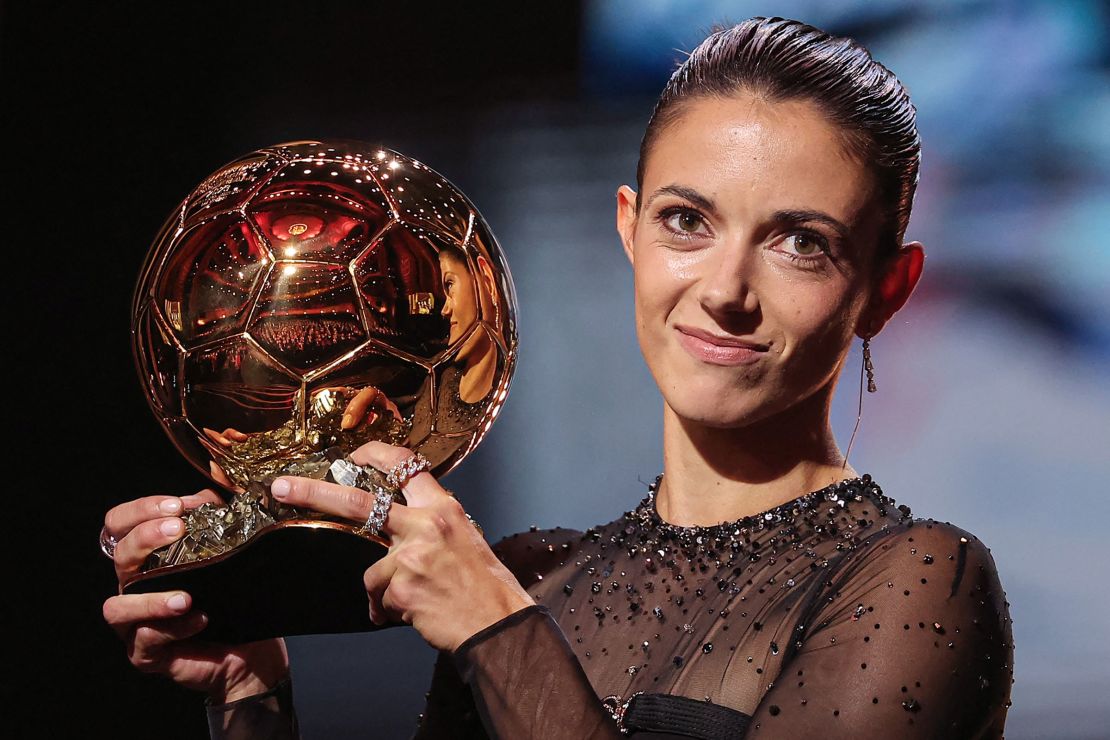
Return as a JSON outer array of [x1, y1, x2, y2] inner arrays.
[[615, 185, 638, 266], [474, 253, 500, 315], [475, 253, 495, 291], [857, 241, 925, 337]]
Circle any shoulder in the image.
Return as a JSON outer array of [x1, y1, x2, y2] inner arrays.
[[823, 515, 1009, 621], [771, 517, 1015, 736], [816, 516, 1013, 674], [490, 526, 586, 589], [843, 517, 1006, 599]]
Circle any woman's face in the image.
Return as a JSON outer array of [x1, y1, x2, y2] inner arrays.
[[440, 251, 477, 350], [617, 91, 887, 429]]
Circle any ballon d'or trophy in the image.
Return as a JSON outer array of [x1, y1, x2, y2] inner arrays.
[[125, 140, 518, 643]]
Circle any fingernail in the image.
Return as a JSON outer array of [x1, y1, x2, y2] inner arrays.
[[167, 593, 187, 611], [197, 612, 209, 626], [161, 519, 182, 536], [341, 412, 354, 430], [271, 478, 291, 499], [368, 602, 380, 625], [159, 498, 182, 514]]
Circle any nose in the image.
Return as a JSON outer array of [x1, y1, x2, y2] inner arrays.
[[695, 243, 760, 319]]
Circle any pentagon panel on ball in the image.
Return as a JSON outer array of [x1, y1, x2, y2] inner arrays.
[[126, 140, 519, 642]]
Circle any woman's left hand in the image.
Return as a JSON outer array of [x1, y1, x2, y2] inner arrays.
[[269, 441, 536, 652]]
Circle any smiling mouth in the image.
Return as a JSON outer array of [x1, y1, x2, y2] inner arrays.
[[674, 325, 768, 366]]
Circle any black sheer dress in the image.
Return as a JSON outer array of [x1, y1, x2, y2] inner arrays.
[[206, 474, 1014, 739]]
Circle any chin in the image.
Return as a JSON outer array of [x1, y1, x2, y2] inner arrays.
[[665, 391, 768, 430]]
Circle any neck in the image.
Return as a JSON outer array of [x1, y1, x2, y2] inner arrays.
[[458, 337, 497, 403], [656, 382, 859, 527]]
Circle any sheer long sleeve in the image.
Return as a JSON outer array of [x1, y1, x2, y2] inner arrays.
[[410, 476, 1013, 739], [448, 604, 620, 739], [412, 647, 488, 739], [205, 674, 301, 740], [413, 528, 621, 740], [744, 521, 1014, 738]]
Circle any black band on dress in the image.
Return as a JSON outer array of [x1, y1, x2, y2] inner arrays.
[[624, 693, 751, 739]]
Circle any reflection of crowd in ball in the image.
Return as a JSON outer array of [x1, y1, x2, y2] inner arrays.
[[250, 317, 364, 354]]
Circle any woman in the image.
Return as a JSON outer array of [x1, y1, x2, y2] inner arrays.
[[101, 17, 1014, 739], [435, 244, 499, 430]]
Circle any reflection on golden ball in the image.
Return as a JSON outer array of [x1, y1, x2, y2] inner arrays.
[[131, 140, 519, 492]]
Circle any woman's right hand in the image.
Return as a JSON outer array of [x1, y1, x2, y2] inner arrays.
[[101, 489, 290, 703]]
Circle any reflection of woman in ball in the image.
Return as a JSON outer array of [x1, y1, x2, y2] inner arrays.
[[439, 245, 498, 406], [332, 247, 501, 438], [102, 17, 1013, 739]]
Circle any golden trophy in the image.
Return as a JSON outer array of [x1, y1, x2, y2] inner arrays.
[[125, 140, 518, 642]]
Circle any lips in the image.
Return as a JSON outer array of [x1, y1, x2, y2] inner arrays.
[[674, 324, 768, 366]]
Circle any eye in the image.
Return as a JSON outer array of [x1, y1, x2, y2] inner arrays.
[[656, 206, 710, 241], [780, 232, 830, 259]]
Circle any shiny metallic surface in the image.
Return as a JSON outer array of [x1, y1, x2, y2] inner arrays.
[[128, 141, 518, 613]]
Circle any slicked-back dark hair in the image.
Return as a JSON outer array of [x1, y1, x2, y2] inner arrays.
[[635, 16, 920, 267]]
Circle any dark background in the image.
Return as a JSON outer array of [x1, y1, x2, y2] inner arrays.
[[7, 2, 581, 736], [7, 1, 1108, 737]]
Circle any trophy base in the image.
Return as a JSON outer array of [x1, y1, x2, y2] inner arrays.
[[122, 522, 389, 644]]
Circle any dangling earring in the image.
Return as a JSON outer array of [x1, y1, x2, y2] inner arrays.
[[841, 335, 875, 471], [863, 336, 877, 393]]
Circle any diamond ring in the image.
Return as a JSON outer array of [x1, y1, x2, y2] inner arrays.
[[385, 452, 431, 491], [99, 525, 118, 560], [356, 484, 395, 538]]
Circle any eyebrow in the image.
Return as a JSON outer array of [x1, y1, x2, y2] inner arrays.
[[772, 209, 851, 240], [646, 185, 719, 216], [645, 185, 852, 239]]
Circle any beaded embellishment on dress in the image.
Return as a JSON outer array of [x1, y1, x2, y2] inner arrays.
[[613, 473, 910, 574], [443, 471, 1013, 739], [438, 363, 491, 431], [600, 691, 643, 734]]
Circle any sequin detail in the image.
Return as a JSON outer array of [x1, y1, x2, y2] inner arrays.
[[438, 472, 1014, 739]]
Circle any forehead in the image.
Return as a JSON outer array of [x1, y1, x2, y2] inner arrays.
[[647, 92, 878, 224], [438, 250, 466, 267]]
